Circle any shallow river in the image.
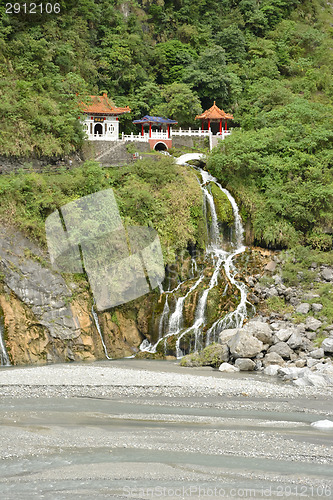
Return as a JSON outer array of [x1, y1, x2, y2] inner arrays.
[[0, 360, 332, 499]]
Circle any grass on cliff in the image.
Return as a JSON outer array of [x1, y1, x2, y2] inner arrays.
[[0, 158, 205, 263]]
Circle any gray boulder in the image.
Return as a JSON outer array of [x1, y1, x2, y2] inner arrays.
[[264, 365, 280, 376], [243, 321, 273, 344], [268, 342, 294, 359], [278, 366, 308, 381], [321, 268, 333, 281], [273, 328, 294, 343], [263, 352, 285, 367], [311, 303, 323, 313], [322, 338, 333, 353], [305, 317, 322, 332], [287, 331, 305, 350], [234, 358, 256, 371], [304, 330, 317, 340], [264, 261, 277, 272], [227, 331, 264, 359], [309, 348, 324, 359], [218, 362, 240, 373], [294, 373, 328, 387], [219, 328, 238, 345], [295, 303, 310, 314]]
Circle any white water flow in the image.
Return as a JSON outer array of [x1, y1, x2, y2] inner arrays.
[[0, 317, 10, 366], [140, 166, 249, 358], [158, 295, 170, 339], [91, 306, 113, 360]]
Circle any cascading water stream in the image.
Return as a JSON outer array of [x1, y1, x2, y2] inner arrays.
[[140, 162, 250, 358], [91, 306, 112, 360], [158, 295, 169, 339], [0, 315, 10, 366]]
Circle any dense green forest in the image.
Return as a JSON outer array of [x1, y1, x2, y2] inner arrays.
[[0, 0, 332, 249]]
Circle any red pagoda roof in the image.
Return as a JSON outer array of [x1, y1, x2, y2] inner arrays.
[[80, 93, 131, 115], [195, 102, 233, 121]]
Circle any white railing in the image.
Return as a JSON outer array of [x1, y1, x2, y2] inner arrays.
[[87, 134, 118, 141], [171, 127, 211, 137], [87, 129, 232, 143], [122, 133, 148, 142]]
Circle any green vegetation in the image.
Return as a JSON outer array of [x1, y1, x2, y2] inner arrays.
[[281, 245, 333, 285], [206, 1, 333, 250], [0, 157, 205, 263], [0, 0, 332, 254], [210, 184, 234, 226], [265, 296, 294, 315]]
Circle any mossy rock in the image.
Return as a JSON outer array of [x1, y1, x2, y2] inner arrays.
[[200, 343, 229, 368], [206, 287, 222, 325], [135, 351, 165, 360], [180, 352, 202, 367], [210, 184, 234, 226]]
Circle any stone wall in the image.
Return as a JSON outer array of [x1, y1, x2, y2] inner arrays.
[[82, 140, 150, 166], [172, 136, 207, 149]]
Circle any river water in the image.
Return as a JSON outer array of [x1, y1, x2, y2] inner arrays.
[[0, 360, 332, 499]]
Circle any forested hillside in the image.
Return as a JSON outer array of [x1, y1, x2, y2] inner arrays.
[[0, 0, 331, 154], [0, 0, 332, 249]]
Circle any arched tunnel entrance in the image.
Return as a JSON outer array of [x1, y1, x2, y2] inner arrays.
[[153, 142, 168, 151]]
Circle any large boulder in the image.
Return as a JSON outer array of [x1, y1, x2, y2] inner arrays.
[[243, 321, 273, 344], [180, 352, 202, 367], [262, 352, 285, 367], [294, 373, 328, 387], [305, 317, 322, 332], [219, 328, 238, 345], [273, 328, 294, 343], [268, 342, 294, 359], [234, 358, 256, 371], [287, 331, 305, 350], [227, 331, 263, 359], [321, 268, 333, 281], [322, 338, 333, 353], [200, 343, 229, 367], [295, 303, 310, 314], [218, 362, 240, 373], [264, 365, 280, 376], [309, 348, 324, 359]]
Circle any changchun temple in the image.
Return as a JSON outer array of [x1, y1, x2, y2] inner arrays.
[[80, 94, 233, 151]]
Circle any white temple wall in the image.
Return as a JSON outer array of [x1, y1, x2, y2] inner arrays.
[[82, 116, 119, 141]]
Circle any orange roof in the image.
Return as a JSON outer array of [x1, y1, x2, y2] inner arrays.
[[195, 101, 233, 121], [80, 93, 131, 115]]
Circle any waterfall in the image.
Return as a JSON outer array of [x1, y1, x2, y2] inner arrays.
[[91, 306, 112, 360], [191, 258, 198, 276], [158, 295, 169, 339], [0, 315, 10, 366], [140, 163, 249, 358]]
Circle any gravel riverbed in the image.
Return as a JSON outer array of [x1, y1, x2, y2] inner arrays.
[[0, 360, 332, 500]]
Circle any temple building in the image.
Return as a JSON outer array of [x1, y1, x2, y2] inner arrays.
[[79, 93, 130, 140], [132, 115, 178, 150], [195, 102, 233, 135]]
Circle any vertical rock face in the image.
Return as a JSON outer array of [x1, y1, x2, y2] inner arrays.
[[0, 228, 95, 364], [0, 227, 161, 364]]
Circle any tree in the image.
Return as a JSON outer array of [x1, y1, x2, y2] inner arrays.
[[152, 83, 202, 127], [183, 45, 241, 109]]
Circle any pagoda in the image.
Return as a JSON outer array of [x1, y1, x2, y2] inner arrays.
[[132, 115, 178, 150], [195, 102, 233, 134], [79, 93, 130, 141]]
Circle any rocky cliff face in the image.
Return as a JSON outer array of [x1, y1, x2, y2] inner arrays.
[[0, 227, 150, 364]]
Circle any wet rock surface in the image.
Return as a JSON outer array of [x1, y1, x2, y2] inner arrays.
[[182, 254, 333, 389]]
